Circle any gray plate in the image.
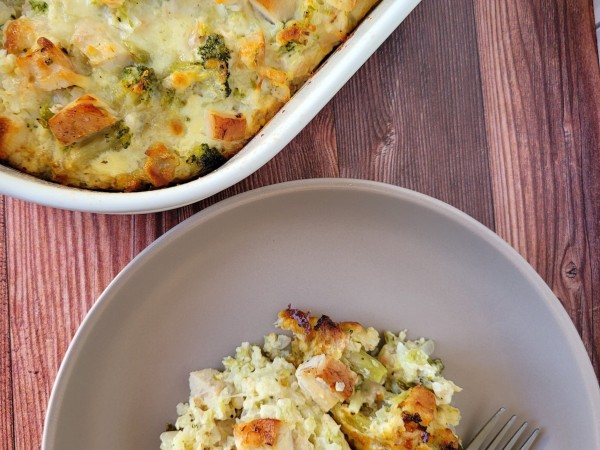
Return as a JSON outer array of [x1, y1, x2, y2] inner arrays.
[[43, 179, 600, 449]]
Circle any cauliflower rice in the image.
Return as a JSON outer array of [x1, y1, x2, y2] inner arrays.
[[160, 308, 462, 450]]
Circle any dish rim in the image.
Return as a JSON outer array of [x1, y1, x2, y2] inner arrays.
[[0, 0, 422, 214], [41, 177, 600, 449]]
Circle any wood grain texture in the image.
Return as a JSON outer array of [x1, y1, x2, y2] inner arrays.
[[0, 1, 599, 449], [335, 0, 495, 228], [5, 201, 136, 449], [474, 0, 600, 376], [0, 196, 14, 450]]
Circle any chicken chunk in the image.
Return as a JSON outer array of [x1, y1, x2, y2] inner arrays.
[[234, 418, 294, 450], [248, 0, 296, 23], [71, 21, 132, 70], [296, 354, 358, 411], [143, 142, 179, 187], [0, 116, 27, 158], [189, 368, 227, 403], [278, 307, 350, 361], [48, 94, 118, 146], [238, 31, 265, 69], [207, 111, 247, 142], [3, 17, 36, 55], [400, 384, 436, 427], [340, 321, 380, 351], [16, 37, 88, 91]]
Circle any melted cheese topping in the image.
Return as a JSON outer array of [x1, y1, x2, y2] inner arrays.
[[0, 0, 378, 191]]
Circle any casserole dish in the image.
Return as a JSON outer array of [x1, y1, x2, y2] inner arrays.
[[0, 0, 421, 213]]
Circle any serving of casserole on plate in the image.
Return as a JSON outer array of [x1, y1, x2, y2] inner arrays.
[[42, 180, 600, 449]]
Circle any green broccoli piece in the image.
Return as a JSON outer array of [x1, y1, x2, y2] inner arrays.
[[344, 350, 388, 384], [186, 144, 227, 176], [101, 121, 132, 150], [37, 103, 54, 129], [114, 121, 132, 149], [120, 64, 158, 102], [284, 41, 297, 52], [198, 34, 231, 64], [197, 34, 232, 98], [169, 60, 231, 100], [29, 0, 48, 13]]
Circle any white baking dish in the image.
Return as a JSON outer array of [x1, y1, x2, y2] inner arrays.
[[0, 0, 422, 214]]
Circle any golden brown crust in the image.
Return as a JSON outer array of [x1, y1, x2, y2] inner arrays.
[[144, 142, 179, 187], [16, 37, 88, 91], [0, 116, 25, 159], [3, 18, 36, 55], [238, 31, 265, 69], [277, 22, 311, 46], [0, 117, 12, 159], [299, 354, 357, 400], [333, 385, 459, 450], [234, 418, 281, 447], [208, 112, 247, 142], [401, 385, 436, 427], [278, 307, 350, 360]]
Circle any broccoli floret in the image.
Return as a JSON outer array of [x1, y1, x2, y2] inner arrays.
[[284, 41, 297, 52], [203, 59, 231, 98], [198, 34, 231, 64], [113, 121, 132, 149], [29, 0, 48, 13], [197, 34, 232, 98], [168, 60, 231, 100], [102, 121, 132, 149], [186, 144, 226, 176], [120, 64, 158, 102]]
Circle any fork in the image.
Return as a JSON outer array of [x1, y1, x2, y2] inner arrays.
[[464, 407, 540, 450]]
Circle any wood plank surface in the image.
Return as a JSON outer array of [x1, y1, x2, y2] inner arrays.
[[474, 0, 600, 372], [0, 195, 13, 450], [0, 1, 598, 449], [335, 0, 494, 227]]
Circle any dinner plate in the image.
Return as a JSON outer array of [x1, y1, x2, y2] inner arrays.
[[43, 179, 600, 449]]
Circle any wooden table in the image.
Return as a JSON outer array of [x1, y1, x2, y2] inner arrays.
[[1, 1, 599, 448]]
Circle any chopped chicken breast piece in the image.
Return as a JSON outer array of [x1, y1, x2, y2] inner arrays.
[[207, 111, 247, 142], [0, 116, 27, 158], [248, 0, 296, 23], [401, 384, 437, 427], [143, 142, 179, 187], [296, 354, 358, 412], [238, 31, 265, 69], [233, 419, 294, 450], [189, 368, 227, 402], [48, 94, 117, 146], [71, 21, 132, 70], [3, 17, 36, 55], [234, 418, 294, 450], [16, 37, 88, 91]]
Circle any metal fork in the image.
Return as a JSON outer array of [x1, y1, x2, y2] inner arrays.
[[465, 407, 540, 450]]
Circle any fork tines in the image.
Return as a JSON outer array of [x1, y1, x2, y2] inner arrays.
[[465, 407, 541, 450]]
